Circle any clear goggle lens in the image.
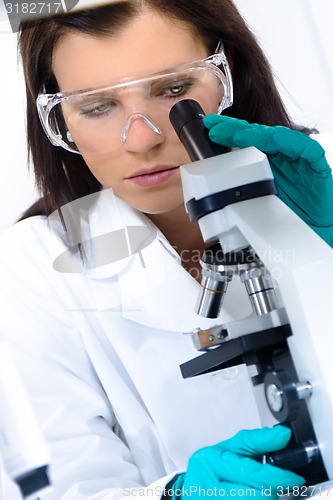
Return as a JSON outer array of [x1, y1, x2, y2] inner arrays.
[[37, 54, 233, 156]]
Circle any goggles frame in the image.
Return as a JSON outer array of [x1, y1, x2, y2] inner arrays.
[[37, 50, 233, 155]]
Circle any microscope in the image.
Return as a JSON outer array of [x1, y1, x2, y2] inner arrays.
[[169, 100, 333, 492]]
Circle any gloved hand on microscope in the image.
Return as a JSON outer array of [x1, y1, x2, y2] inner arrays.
[[204, 114, 333, 248], [170, 426, 305, 499]]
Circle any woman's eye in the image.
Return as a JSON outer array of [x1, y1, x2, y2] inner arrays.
[[79, 100, 115, 117], [154, 80, 194, 99], [167, 84, 189, 95]]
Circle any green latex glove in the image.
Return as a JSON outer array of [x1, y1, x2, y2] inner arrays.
[[171, 426, 305, 499], [204, 114, 333, 247]]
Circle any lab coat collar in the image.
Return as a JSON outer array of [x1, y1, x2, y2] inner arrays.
[[48, 189, 175, 279], [47, 189, 220, 331]]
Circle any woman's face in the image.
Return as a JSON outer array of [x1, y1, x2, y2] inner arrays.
[[52, 11, 212, 214]]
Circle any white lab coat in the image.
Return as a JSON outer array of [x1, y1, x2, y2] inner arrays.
[[0, 189, 262, 499]]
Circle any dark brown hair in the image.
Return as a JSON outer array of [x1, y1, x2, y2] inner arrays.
[[19, 0, 293, 218]]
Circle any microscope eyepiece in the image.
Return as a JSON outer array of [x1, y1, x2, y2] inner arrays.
[[169, 99, 205, 137], [169, 99, 227, 161]]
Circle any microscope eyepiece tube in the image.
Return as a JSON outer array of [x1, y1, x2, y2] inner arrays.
[[169, 99, 227, 161]]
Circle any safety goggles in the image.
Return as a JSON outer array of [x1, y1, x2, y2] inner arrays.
[[36, 51, 233, 156]]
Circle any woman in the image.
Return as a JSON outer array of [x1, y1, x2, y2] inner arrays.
[[1, 0, 332, 498]]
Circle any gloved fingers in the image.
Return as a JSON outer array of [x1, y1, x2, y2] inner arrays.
[[204, 113, 242, 129], [213, 450, 305, 492], [230, 126, 327, 165], [273, 127, 329, 168], [204, 114, 253, 149], [205, 115, 280, 154], [270, 156, 333, 226], [204, 114, 330, 171], [215, 426, 291, 456]]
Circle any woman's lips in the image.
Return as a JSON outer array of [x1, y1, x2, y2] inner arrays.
[[127, 166, 179, 187]]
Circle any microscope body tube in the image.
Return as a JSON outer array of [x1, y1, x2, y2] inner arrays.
[[0, 340, 51, 497]]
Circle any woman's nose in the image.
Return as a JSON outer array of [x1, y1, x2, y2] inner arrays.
[[121, 113, 165, 153]]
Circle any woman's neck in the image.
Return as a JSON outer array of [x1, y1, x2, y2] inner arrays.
[[146, 205, 209, 281]]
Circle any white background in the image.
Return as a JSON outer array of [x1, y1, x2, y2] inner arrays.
[[0, 0, 332, 234]]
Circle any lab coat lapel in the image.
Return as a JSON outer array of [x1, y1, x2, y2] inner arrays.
[[77, 190, 215, 331], [47, 189, 237, 332]]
